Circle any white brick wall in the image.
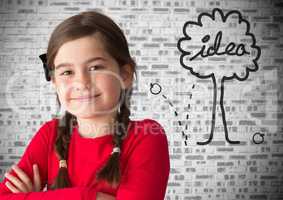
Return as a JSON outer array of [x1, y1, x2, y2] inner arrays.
[[0, 0, 282, 199]]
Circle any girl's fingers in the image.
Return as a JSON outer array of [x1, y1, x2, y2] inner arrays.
[[5, 181, 21, 193], [11, 165, 33, 192], [4, 172, 28, 193], [33, 164, 41, 191]]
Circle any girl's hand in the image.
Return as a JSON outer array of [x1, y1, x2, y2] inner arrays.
[[4, 164, 41, 193], [96, 192, 116, 200]]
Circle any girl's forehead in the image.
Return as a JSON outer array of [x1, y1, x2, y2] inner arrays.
[[54, 36, 113, 66]]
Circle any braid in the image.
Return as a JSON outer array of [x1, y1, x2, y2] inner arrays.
[[50, 108, 74, 189], [50, 88, 132, 189], [96, 89, 131, 186]]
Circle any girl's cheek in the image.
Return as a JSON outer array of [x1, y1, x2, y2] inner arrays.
[[102, 72, 123, 88], [56, 83, 71, 103], [99, 76, 121, 95]]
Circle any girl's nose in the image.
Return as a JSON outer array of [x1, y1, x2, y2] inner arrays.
[[74, 71, 93, 90]]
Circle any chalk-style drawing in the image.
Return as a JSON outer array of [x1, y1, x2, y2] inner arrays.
[[252, 132, 265, 144], [150, 82, 195, 146], [177, 8, 261, 145]]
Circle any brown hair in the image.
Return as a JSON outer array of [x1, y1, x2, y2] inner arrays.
[[46, 10, 137, 189]]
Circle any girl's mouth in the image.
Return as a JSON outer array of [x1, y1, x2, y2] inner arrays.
[[71, 94, 101, 101]]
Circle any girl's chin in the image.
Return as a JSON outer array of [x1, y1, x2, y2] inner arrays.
[[66, 106, 117, 117]]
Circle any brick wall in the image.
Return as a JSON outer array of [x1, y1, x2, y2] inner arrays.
[[0, 0, 282, 199]]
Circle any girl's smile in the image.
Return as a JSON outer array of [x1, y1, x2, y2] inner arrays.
[[70, 93, 101, 102]]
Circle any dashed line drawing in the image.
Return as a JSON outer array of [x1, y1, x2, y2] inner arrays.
[[150, 82, 195, 146]]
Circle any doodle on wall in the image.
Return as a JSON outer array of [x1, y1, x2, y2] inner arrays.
[[150, 82, 195, 146], [177, 8, 261, 145]]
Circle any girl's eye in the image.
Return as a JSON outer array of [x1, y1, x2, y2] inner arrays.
[[89, 65, 104, 71], [60, 70, 73, 76], [58, 65, 104, 76]]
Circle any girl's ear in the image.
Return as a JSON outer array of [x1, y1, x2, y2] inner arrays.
[[120, 64, 134, 89]]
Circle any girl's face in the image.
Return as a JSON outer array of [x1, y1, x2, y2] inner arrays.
[[52, 34, 132, 119]]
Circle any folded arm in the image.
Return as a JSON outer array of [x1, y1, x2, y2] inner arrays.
[[116, 120, 170, 200], [0, 120, 115, 200]]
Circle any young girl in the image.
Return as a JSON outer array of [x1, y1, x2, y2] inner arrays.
[[0, 11, 170, 199]]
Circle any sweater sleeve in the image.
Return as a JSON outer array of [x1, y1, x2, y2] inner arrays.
[[0, 120, 98, 200], [116, 119, 170, 200], [0, 186, 98, 200], [0, 121, 51, 193]]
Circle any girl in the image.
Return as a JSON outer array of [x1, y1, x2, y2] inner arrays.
[[0, 11, 170, 200]]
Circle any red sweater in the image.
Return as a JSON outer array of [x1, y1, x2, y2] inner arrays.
[[0, 118, 170, 200]]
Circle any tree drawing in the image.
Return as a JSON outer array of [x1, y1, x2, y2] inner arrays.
[[177, 8, 261, 145]]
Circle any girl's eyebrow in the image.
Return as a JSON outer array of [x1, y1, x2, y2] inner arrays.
[[55, 57, 107, 70]]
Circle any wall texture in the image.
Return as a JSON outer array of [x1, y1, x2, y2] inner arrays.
[[0, 0, 282, 199]]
